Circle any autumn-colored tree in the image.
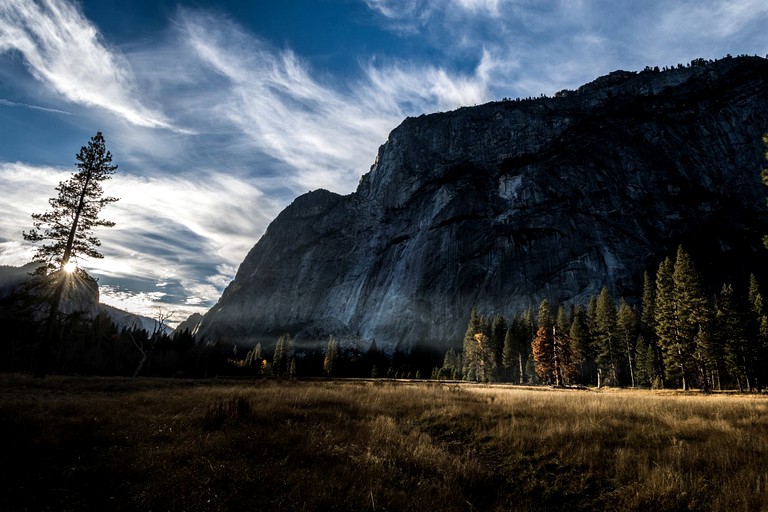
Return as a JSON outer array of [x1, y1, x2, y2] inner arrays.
[[553, 326, 578, 385], [272, 333, 293, 378], [531, 300, 555, 383], [531, 326, 554, 383], [323, 336, 339, 377], [472, 332, 496, 382]]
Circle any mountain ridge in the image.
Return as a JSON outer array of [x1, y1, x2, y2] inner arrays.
[[198, 56, 768, 350]]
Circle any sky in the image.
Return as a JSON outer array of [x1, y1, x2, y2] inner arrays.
[[1, 0, 767, 327]]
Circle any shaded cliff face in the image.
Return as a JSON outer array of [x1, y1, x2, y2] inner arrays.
[[199, 57, 768, 349]]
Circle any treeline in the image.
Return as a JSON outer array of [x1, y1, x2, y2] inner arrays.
[[0, 294, 442, 379], [4, 245, 767, 389], [440, 246, 768, 391], [230, 335, 440, 380], [0, 297, 227, 377]]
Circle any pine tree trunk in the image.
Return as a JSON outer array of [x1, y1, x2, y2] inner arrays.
[[700, 366, 710, 392], [518, 352, 524, 385], [626, 340, 635, 387], [132, 352, 148, 378], [553, 351, 563, 387], [34, 276, 66, 378]]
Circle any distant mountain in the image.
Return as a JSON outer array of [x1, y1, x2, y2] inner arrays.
[[99, 303, 173, 334], [0, 262, 44, 297], [175, 313, 203, 336], [0, 263, 168, 334], [198, 56, 768, 350]]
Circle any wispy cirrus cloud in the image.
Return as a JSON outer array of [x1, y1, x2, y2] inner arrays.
[[364, 0, 768, 99], [0, 0, 172, 129], [0, 97, 71, 115], [178, 9, 495, 192]]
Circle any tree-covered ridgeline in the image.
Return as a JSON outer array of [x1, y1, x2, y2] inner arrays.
[[446, 246, 768, 391]]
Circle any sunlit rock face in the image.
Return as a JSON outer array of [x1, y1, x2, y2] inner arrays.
[[199, 56, 768, 350]]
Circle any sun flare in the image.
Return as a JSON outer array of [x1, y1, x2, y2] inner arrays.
[[63, 261, 77, 274]]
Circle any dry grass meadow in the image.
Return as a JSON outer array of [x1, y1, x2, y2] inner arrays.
[[1, 375, 767, 511]]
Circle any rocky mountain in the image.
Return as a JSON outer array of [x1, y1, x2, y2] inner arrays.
[[0, 263, 165, 333], [198, 56, 768, 351], [175, 312, 203, 335]]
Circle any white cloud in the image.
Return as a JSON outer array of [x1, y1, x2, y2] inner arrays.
[[452, 0, 501, 16], [0, 162, 61, 266], [179, 9, 495, 193], [0, 0, 173, 129]]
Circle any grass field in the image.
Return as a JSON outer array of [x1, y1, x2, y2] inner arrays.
[[1, 375, 767, 511]]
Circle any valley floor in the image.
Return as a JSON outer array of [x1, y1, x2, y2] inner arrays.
[[1, 375, 766, 511]]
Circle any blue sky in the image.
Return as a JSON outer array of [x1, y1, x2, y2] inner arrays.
[[1, 0, 767, 325]]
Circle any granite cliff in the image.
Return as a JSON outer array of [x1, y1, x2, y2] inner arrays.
[[198, 56, 768, 350]]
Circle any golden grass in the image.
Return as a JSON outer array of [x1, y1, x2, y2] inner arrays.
[[0, 375, 766, 511]]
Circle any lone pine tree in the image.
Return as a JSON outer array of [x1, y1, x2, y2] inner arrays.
[[23, 132, 119, 377], [24, 132, 118, 272]]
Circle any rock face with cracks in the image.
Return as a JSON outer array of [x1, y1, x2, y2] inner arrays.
[[199, 56, 768, 350]]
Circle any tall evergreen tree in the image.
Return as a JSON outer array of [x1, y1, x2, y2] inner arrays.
[[23, 132, 119, 377], [489, 313, 507, 378], [595, 287, 619, 387], [472, 332, 496, 382], [569, 305, 594, 385], [507, 312, 532, 384], [634, 336, 652, 388], [655, 256, 678, 387], [672, 246, 712, 390], [553, 325, 577, 386], [640, 269, 665, 387], [441, 348, 462, 380], [462, 307, 482, 381], [501, 328, 514, 382], [616, 299, 638, 387], [718, 284, 753, 391], [761, 134, 768, 248], [748, 274, 768, 391], [24, 132, 119, 272], [640, 271, 657, 343], [556, 305, 568, 334]]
